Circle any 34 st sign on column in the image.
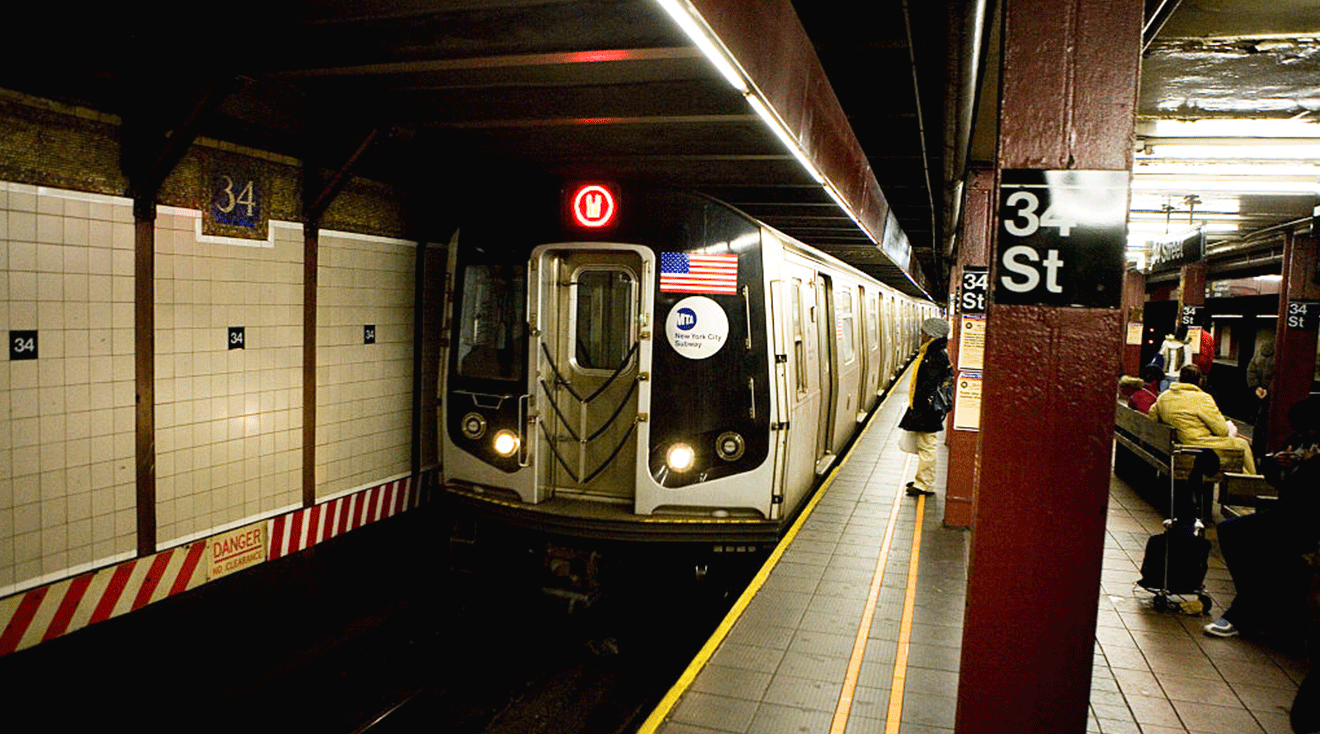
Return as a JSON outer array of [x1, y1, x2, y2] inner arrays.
[[995, 170, 1128, 308]]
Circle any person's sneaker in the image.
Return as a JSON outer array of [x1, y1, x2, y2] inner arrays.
[[906, 485, 934, 497], [1203, 619, 1238, 638]]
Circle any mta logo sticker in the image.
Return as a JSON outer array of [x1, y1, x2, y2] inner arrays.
[[665, 296, 728, 360]]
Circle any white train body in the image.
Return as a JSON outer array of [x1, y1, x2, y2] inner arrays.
[[440, 182, 934, 543]]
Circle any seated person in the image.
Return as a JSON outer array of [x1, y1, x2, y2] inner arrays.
[[1148, 364, 1256, 474], [1126, 363, 1164, 414], [1204, 395, 1320, 638]]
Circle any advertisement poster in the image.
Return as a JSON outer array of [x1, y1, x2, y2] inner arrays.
[[958, 316, 985, 371], [953, 371, 982, 432], [1125, 322, 1143, 346]]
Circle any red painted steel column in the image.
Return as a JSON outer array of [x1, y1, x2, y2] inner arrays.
[[1121, 268, 1146, 376], [954, 1, 1141, 733], [1179, 262, 1206, 312], [944, 168, 994, 528], [1267, 232, 1319, 452]]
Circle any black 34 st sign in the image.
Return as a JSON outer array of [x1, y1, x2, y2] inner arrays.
[[1287, 300, 1320, 331], [995, 170, 1128, 308], [1180, 305, 1204, 328], [960, 266, 987, 313]]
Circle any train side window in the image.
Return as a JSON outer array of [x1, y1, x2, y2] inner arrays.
[[867, 295, 878, 349], [839, 288, 855, 364], [791, 279, 807, 395], [457, 263, 526, 380], [573, 268, 636, 372]]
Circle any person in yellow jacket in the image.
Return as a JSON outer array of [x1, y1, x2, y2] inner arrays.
[[1148, 364, 1257, 474], [898, 318, 953, 496]]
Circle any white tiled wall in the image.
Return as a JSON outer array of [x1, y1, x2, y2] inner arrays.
[[316, 234, 415, 499], [1, 181, 419, 596], [1, 184, 137, 594], [154, 211, 303, 547]]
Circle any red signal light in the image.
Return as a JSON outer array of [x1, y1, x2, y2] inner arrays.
[[571, 184, 617, 228]]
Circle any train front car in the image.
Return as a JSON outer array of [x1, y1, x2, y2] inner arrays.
[[442, 182, 780, 544]]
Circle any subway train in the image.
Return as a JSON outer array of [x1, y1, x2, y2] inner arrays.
[[439, 180, 936, 546]]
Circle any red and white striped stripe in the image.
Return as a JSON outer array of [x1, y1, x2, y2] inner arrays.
[[268, 477, 418, 560], [0, 541, 207, 656], [0, 472, 431, 657]]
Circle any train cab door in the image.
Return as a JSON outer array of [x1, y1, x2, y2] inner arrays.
[[529, 244, 654, 505], [814, 272, 837, 471]]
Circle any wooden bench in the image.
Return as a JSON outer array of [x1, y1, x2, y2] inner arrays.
[[1114, 402, 1175, 475], [1218, 472, 1278, 517], [1113, 402, 1277, 516]]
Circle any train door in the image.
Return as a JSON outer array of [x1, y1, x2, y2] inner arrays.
[[814, 272, 836, 467], [529, 244, 654, 504], [781, 270, 822, 507], [855, 285, 870, 419]]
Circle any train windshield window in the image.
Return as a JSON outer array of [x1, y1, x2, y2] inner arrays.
[[574, 269, 635, 371], [457, 263, 526, 380]]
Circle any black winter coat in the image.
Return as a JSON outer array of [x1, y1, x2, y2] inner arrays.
[[899, 337, 952, 433]]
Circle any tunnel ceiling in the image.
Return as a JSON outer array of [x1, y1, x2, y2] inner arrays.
[[0, 1, 1316, 296]]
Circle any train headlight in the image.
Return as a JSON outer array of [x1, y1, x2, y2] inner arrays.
[[715, 432, 745, 462], [493, 430, 521, 457], [666, 443, 696, 472], [461, 412, 487, 440]]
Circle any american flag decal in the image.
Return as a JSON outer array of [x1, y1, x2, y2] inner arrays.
[[659, 252, 739, 294]]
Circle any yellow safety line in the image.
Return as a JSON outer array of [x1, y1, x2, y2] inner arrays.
[[828, 455, 913, 734], [634, 396, 894, 734], [883, 492, 929, 734]]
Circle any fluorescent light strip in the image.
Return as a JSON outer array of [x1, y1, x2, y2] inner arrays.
[[1134, 162, 1320, 178], [1130, 178, 1320, 194], [653, 1, 880, 247], [1142, 143, 1320, 160], [1139, 119, 1320, 138], [823, 183, 877, 242], [1128, 221, 1238, 234], [653, 0, 747, 93], [745, 94, 825, 184]]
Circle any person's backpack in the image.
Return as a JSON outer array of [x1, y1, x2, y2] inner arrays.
[[931, 375, 954, 416]]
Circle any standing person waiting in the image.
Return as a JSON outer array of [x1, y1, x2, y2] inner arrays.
[[1246, 340, 1275, 462], [899, 317, 953, 497]]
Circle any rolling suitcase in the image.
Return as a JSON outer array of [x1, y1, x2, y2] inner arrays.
[[1136, 447, 1216, 613]]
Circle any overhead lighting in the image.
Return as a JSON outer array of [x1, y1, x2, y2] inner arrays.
[[1129, 193, 1242, 213], [1129, 211, 1243, 222], [652, 0, 748, 93], [1139, 118, 1320, 139], [1139, 141, 1320, 161], [1128, 221, 1238, 234], [1133, 162, 1320, 180], [653, 0, 884, 250], [745, 94, 825, 184], [1130, 177, 1320, 194], [823, 183, 878, 242]]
